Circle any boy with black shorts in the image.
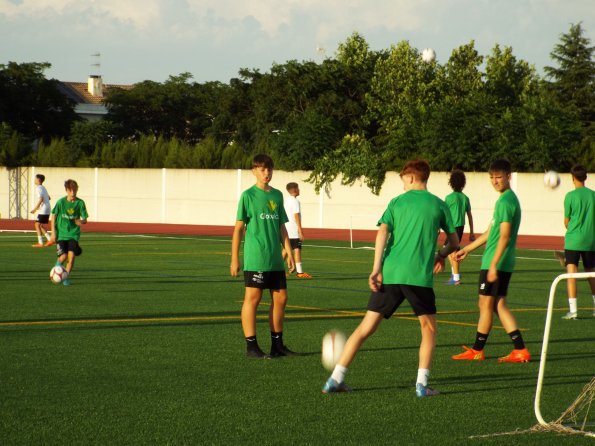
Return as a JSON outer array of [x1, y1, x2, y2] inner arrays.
[[444, 170, 475, 284], [49, 179, 88, 286], [284, 182, 311, 278], [30, 174, 53, 247], [452, 159, 530, 363], [322, 160, 458, 397], [559, 165, 595, 319], [231, 154, 298, 359]]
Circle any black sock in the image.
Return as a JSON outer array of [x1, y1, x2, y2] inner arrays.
[[271, 331, 283, 350], [245, 336, 259, 352], [472, 332, 489, 351], [508, 329, 525, 350]]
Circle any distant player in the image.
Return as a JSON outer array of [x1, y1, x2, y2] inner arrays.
[[444, 170, 475, 284], [452, 159, 530, 363], [30, 174, 53, 247], [230, 154, 299, 358], [283, 182, 311, 278], [49, 179, 88, 286], [559, 165, 595, 319], [322, 160, 458, 397]]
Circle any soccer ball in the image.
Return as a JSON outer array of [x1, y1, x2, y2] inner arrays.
[[421, 48, 436, 63], [49, 265, 68, 284], [321, 330, 347, 371], [543, 170, 560, 189]]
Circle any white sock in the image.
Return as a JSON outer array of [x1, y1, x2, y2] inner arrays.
[[452, 273, 460, 281], [592, 295, 595, 309], [38, 236, 43, 244], [417, 368, 430, 386], [569, 297, 577, 314], [331, 364, 348, 384], [45, 233, 51, 241], [296, 262, 303, 274]]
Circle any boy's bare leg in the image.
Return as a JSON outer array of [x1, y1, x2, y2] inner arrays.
[[269, 289, 288, 333], [65, 252, 76, 274], [448, 252, 459, 275], [418, 314, 437, 369], [477, 296, 496, 334], [338, 311, 383, 368], [495, 298, 519, 332], [241, 287, 263, 337]]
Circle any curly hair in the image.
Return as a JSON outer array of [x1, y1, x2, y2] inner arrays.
[[448, 170, 466, 192]]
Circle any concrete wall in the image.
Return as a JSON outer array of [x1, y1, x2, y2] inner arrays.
[[0, 166, 585, 237]]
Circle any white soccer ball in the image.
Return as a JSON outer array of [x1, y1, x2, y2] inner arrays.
[[321, 330, 347, 371], [543, 170, 560, 189], [49, 265, 68, 284], [421, 48, 436, 63]]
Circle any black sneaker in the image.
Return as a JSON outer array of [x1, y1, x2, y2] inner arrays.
[[246, 348, 270, 359], [270, 345, 302, 357]]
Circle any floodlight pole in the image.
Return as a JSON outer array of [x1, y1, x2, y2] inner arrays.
[[534, 272, 595, 426]]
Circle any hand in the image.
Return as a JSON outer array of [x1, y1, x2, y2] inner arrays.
[[230, 259, 240, 277], [455, 249, 467, 262], [369, 271, 383, 292], [487, 266, 498, 283], [433, 255, 445, 274], [30, 209, 35, 214], [469, 234, 476, 242], [287, 257, 295, 273]]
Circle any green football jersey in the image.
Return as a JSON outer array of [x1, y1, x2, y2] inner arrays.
[[564, 187, 595, 251], [379, 190, 455, 287], [52, 196, 89, 241], [236, 185, 288, 271], [481, 189, 521, 272], [445, 191, 471, 227]]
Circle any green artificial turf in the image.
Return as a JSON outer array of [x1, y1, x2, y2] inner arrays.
[[0, 232, 593, 445]]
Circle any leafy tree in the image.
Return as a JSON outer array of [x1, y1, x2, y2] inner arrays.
[[0, 62, 78, 143], [0, 123, 32, 168]]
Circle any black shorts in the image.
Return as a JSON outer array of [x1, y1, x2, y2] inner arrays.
[[564, 250, 595, 269], [36, 214, 50, 224], [455, 226, 464, 243], [57, 240, 83, 257], [367, 284, 436, 318], [443, 226, 464, 248], [478, 270, 512, 297], [289, 238, 302, 250], [244, 271, 287, 290]]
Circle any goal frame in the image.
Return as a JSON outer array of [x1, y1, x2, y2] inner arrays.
[[534, 271, 595, 427]]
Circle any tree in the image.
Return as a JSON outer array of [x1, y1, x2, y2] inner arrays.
[[0, 62, 78, 143]]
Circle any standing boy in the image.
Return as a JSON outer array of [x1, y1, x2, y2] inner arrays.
[[322, 160, 459, 397], [444, 170, 475, 284], [452, 159, 530, 363], [231, 154, 298, 359], [30, 174, 53, 247], [284, 182, 311, 278], [559, 165, 595, 319], [49, 179, 88, 286]]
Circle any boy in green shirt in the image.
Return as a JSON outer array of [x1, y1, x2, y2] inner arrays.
[[444, 170, 475, 285], [559, 165, 595, 319], [49, 179, 88, 286], [322, 160, 459, 397], [231, 154, 297, 359], [452, 159, 530, 363]]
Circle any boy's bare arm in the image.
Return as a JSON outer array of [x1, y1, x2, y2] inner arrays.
[[280, 225, 295, 272], [294, 212, 304, 240], [369, 224, 389, 292], [487, 221, 511, 282], [230, 220, 244, 277], [49, 215, 56, 241], [466, 210, 475, 240], [456, 225, 490, 262]]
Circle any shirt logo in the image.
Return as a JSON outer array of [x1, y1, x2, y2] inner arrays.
[[260, 200, 279, 220], [267, 201, 278, 212], [67, 208, 75, 215]]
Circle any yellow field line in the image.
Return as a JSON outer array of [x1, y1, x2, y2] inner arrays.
[[2, 305, 578, 329]]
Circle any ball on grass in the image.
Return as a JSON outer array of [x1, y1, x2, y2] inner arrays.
[[321, 330, 346, 371]]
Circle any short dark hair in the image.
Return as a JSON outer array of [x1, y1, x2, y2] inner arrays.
[[252, 154, 274, 169], [400, 159, 430, 183], [489, 159, 511, 174], [448, 170, 466, 192], [286, 182, 299, 192], [570, 164, 587, 182], [36, 174, 45, 183], [64, 179, 78, 192]]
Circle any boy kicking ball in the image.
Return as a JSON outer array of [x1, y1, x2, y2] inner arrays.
[[452, 159, 530, 363], [322, 160, 458, 397], [49, 179, 88, 286]]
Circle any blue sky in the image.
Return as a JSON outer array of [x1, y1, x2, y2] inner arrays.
[[1, 0, 593, 85]]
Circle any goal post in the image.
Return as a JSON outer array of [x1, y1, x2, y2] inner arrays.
[[534, 271, 595, 431]]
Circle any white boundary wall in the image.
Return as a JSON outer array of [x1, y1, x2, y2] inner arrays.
[[0, 166, 585, 236]]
